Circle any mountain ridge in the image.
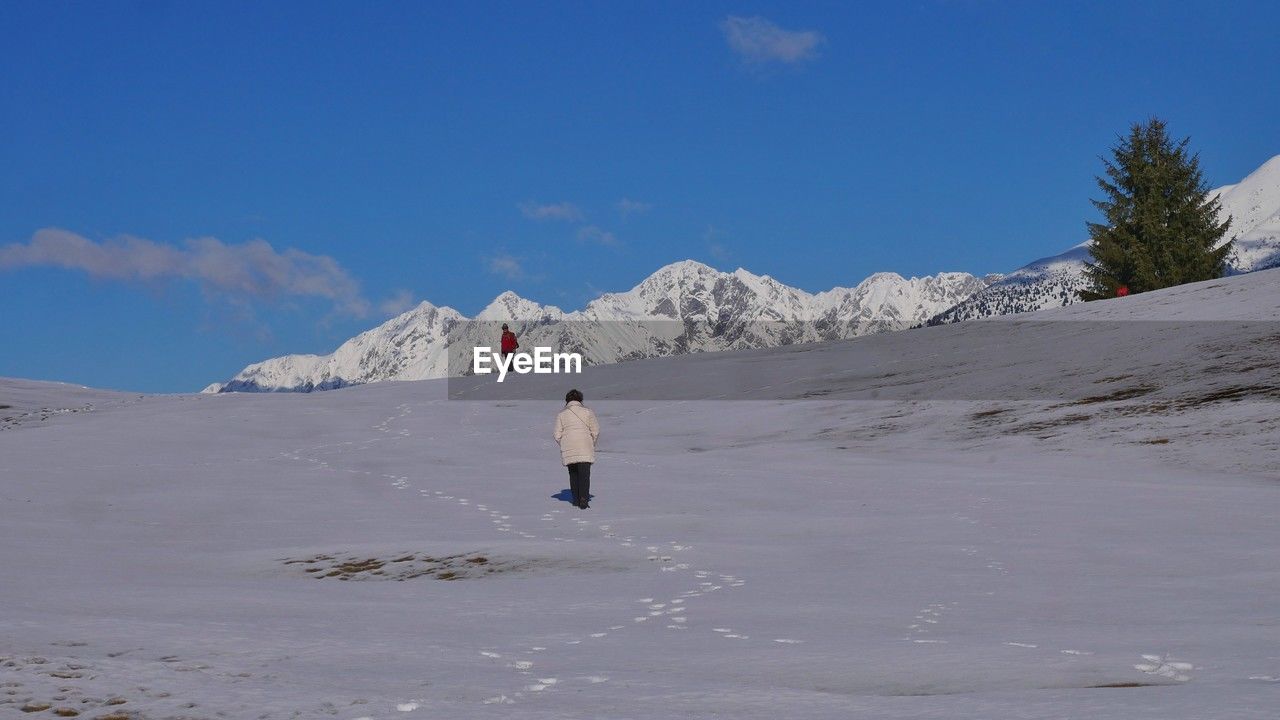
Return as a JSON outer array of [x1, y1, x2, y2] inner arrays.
[[207, 262, 990, 393]]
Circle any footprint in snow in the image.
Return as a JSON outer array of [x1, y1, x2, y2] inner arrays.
[[525, 678, 557, 691], [1135, 654, 1193, 682]]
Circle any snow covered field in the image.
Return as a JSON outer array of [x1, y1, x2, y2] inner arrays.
[[3, 271, 1278, 719]]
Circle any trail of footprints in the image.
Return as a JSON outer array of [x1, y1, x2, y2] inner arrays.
[[902, 504, 1199, 687], [283, 403, 805, 711], [469, 541, 770, 706], [289, 404, 1254, 703]]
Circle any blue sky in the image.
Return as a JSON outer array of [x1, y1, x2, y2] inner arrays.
[[2, 1, 1278, 392]]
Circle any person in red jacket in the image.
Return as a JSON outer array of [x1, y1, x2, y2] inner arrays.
[[499, 323, 519, 361]]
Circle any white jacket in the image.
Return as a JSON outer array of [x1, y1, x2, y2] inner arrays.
[[554, 401, 599, 465]]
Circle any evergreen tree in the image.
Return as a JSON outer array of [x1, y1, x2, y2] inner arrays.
[[1080, 118, 1233, 301]]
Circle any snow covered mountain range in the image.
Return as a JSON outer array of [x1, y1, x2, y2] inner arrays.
[[207, 264, 989, 392], [928, 153, 1280, 324]]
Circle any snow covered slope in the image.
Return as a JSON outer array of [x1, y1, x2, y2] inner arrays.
[[929, 153, 1280, 324], [0, 377, 140, 432], [454, 269, 1280, 478], [209, 261, 989, 392], [3, 266, 1277, 720]]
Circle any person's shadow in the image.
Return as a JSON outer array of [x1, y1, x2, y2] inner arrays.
[[551, 488, 593, 505]]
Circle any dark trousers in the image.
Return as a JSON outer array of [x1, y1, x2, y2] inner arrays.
[[567, 462, 592, 505]]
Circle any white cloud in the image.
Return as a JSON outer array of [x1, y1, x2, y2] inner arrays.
[[518, 201, 584, 222], [0, 228, 371, 316], [378, 289, 417, 316], [721, 15, 824, 65], [487, 253, 525, 279], [704, 225, 731, 261], [577, 225, 620, 247], [616, 198, 652, 218]]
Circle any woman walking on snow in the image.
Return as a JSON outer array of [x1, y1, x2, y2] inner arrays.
[[554, 389, 599, 509]]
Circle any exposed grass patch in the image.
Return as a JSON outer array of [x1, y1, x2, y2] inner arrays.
[[1250, 333, 1280, 349], [1234, 361, 1280, 372], [1097, 383, 1279, 419], [1176, 384, 1280, 406], [280, 551, 514, 581], [1107, 402, 1173, 417], [1093, 374, 1134, 384], [1011, 413, 1093, 434], [1066, 386, 1158, 406]]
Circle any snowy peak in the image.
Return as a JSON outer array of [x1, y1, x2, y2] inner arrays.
[[1216, 153, 1280, 272], [821, 271, 991, 329], [477, 291, 564, 322], [1214, 153, 1280, 233]]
